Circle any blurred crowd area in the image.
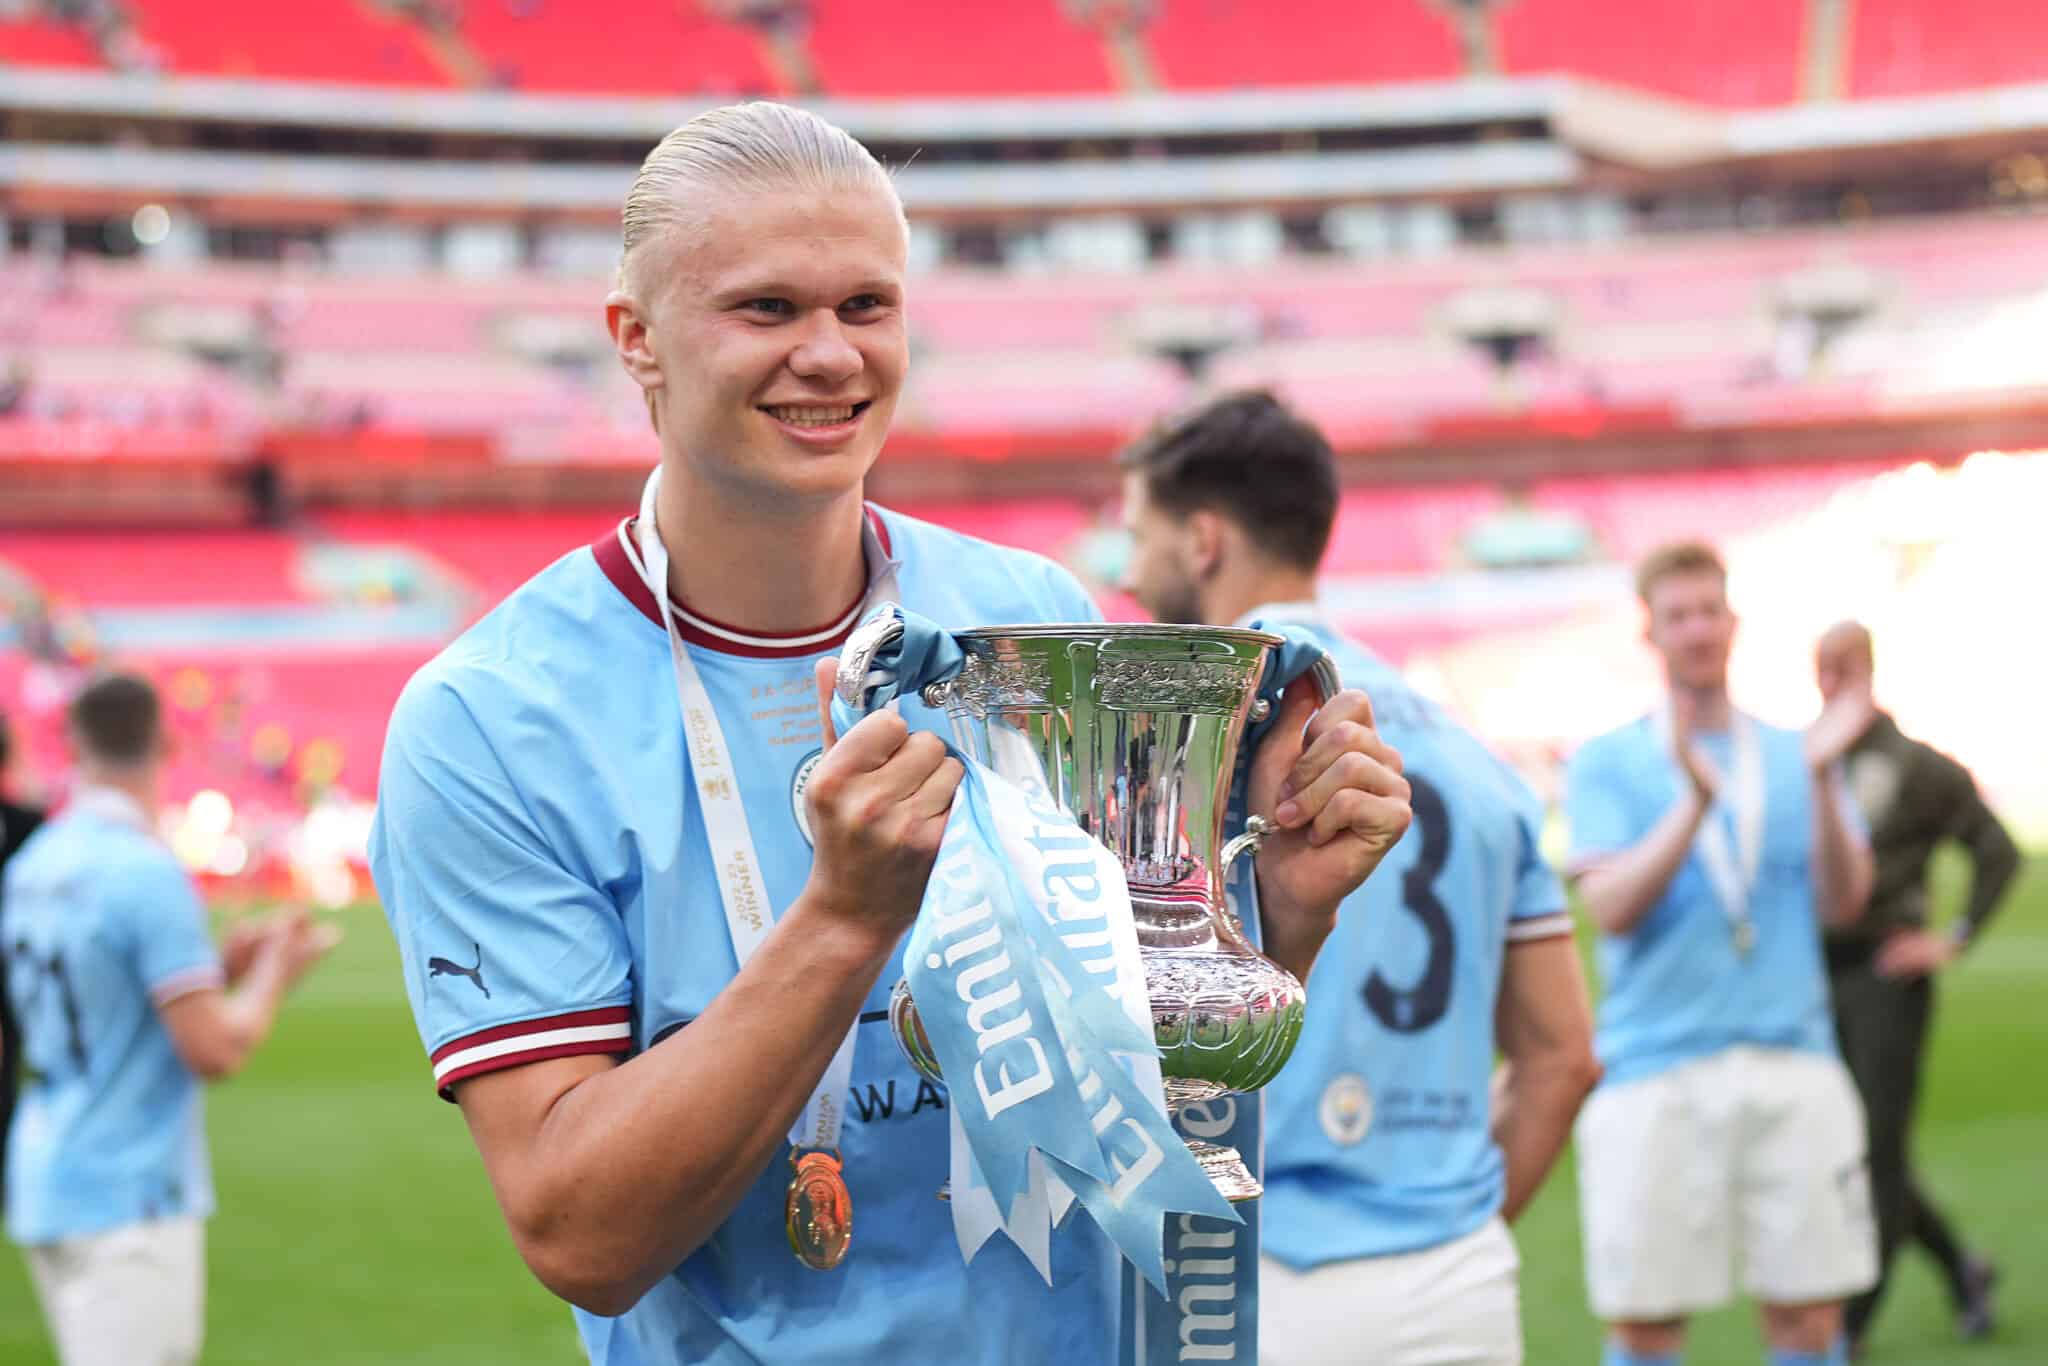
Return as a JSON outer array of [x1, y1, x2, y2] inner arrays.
[[4, 0, 2046, 892], [6, 449, 2042, 903]]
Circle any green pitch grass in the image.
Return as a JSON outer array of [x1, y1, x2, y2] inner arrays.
[[2, 855, 2041, 1364]]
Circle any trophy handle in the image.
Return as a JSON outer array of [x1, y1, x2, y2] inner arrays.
[[1218, 813, 1277, 873], [833, 610, 907, 716], [1245, 654, 1342, 724]]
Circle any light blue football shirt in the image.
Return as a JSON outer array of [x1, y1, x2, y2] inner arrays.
[[371, 506, 1122, 1366], [1565, 713, 1855, 1085], [3, 790, 221, 1244], [1260, 615, 1572, 1268]]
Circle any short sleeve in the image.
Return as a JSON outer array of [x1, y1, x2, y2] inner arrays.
[[1505, 792, 1573, 943], [1564, 734, 1641, 872], [115, 852, 223, 1008], [371, 671, 635, 1099], [1046, 562, 1106, 624]]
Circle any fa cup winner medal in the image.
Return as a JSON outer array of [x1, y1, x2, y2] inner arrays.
[[629, 467, 891, 1277], [785, 1148, 854, 1270]]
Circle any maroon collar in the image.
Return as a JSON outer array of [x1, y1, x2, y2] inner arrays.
[[591, 505, 893, 660]]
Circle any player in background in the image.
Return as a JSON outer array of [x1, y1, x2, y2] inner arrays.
[[369, 103, 1413, 1366], [0, 709, 51, 1202], [1565, 542, 1878, 1366], [1117, 390, 1601, 1366], [4, 672, 336, 1366], [1813, 621, 2015, 1356]]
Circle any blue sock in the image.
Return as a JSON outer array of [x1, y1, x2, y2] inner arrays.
[[1602, 1344, 1679, 1366], [1767, 1342, 1848, 1366]]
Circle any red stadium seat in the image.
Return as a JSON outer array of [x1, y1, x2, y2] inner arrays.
[[457, 0, 777, 96], [1146, 0, 1459, 91], [0, 15, 102, 68], [1496, 0, 1803, 106], [130, 0, 451, 86], [804, 0, 1113, 97], [1, 530, 315, 606], [1849, 0, 2048, 97]]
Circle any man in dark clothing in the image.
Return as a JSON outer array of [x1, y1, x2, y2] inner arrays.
[[1815, 622, 2020, 1356], [0, 711, 51, 1199]]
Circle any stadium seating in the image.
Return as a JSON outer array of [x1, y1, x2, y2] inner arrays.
[[7, 212, 2048, 472], [1, 529, 313, 605], [0, 13, 100, 67], [456, 0, 777, 96], [1143, 0, 1459, 91], [12, 0, 2048, 101], [1495, 0, 1803, 106], [312, 507, 620, 602], [1848, 0, 2048, 98], [129, 0, 452, 86], [803, 0, 1112, 97], [1527, 463, 1880, 563]]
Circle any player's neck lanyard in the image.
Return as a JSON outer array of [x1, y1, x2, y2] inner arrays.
[[622, 465, 901, 1164], [1654, 702, 1765, 954]]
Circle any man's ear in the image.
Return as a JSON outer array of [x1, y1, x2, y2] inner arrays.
[[604, 289, 663, 393], [1186, 508, 1227, 580]]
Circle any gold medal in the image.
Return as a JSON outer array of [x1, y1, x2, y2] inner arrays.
[[784, 1148, 852, 1270]]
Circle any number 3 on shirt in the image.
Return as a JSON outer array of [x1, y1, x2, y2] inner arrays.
[[1361, 774, 1454, 1034]]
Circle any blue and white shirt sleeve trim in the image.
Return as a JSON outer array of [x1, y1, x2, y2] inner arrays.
[[148, 963, 226, 1007], [1505, 911, 1575, 942]]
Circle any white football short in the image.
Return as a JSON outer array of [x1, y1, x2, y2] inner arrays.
[[1576, 1045, 1878, 1321], [1260, 1216, 1523, 1366], [24, 1215, 205, 1366]]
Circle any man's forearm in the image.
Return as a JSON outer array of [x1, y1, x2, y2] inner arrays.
[[1810, 768, 1872, 926], [1957, 804, 2022, 942], [494, 900, 896, 1312], [1260, 907, 1336, 985], [1491, 1055, 1595, 1222], [1574, 790, 1707, 935]]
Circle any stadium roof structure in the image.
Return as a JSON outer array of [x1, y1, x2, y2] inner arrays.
[[9, 65, 2048, 217]]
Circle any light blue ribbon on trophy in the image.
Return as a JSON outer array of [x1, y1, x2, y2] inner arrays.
[[835, 605, 1239, 1292], [1122, 618, 1337, 1366]]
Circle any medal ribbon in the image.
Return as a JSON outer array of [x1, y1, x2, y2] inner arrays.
[[1654, 704, 1765, 950], [627, 466, 901, 1158]]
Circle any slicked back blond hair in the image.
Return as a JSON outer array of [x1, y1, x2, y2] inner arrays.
[[617, 101, 903, 295]]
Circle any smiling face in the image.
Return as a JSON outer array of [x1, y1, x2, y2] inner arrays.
[[611, 180, 908, 509]]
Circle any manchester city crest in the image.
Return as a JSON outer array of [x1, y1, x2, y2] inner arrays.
[[792, 748, 823, 846], [1319, 1073, 1373, 1146]]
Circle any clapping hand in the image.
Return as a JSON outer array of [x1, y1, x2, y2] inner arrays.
[[1671, 689, 1722, 805], [1805, 681, 1877, 773]]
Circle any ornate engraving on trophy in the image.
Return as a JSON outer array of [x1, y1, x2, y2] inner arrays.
[[1096, 655, 1257, 715], [949, 654, 1056, 713]]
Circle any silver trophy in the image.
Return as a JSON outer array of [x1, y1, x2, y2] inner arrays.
[[840, 621, 1336, 1202]]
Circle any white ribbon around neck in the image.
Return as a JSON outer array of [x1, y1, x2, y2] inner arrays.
[[1654, 703, 1765, 951], [625, 464, 900, 1153]]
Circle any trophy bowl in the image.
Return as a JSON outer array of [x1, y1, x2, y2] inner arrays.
[[869, 623, 1324, 1202]]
